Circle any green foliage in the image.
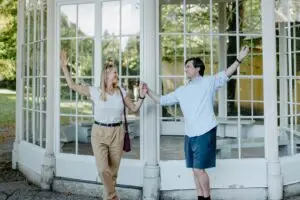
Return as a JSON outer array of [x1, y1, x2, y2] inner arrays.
[[0, 0, 17, 87]]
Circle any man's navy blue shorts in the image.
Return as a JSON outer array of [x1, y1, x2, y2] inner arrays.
[[184, 126, 217, 169]]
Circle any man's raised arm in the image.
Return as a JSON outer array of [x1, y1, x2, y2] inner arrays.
[[226, 46, 249, 77]]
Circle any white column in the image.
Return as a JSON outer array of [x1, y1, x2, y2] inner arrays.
[[217, 2, 227, 137], [261, 0, 283, 199], [13, 0, 25, 170], [41, 0, 56, 190], [141, 0, 160, 199], [279, 23, 288, 128]]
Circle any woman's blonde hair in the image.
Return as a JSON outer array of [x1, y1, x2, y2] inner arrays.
[[100, 62, 118, 101]]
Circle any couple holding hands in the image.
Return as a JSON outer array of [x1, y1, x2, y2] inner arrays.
[[60, 46, 249, 200]]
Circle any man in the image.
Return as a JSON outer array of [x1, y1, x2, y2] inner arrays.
[[145, 46, 249, 200]]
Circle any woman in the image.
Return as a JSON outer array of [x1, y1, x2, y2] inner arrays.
[[60, 51, 147, 200]]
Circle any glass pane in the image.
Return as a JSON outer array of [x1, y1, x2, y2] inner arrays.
[[160, 78, 184, 119], [36, 41, 45, 76], [78, 4, 95, 37], [25, 10, 28, 44], [217, 129, 238, 159], [239, 79, 252, 101], [241, 138, 265, 158], [30, 10, 34, 42], [242, 0, 262, 34], [78, 39, 94, 77], [102, 36, 120, 65], [160, 1, 183, 33], [22, 109, 26, 141], [43, 5, 47, 39], [60, 5, 77, 38], [60, 117, 77, 154], [77, 93, 93, 116], [226, 1, 250, 34], [160, 135, 185, 160], [186, 3, 218, 34], [60, 78, 76, 115], [119, 77, 138, 102], [28, 78, 33, 109], [36, 77, 47, 111], [253, 79, 263, 101], [28, 109, 34, 143], [35, 43, 41, 77], [160, 35, 184, 76], [102, 1, 120, 36], [238, 43, 262, 76], [29, 44, 35, 77], [253, 102, 264, 116], [186, 35, 207, 60], [119, 78, 140, 159], [121, 0, 140, 35], [35, 111, 46, 148], [78, 118, 94, 155], [240, 102, 253, 116], [121, 36, 140, 76], [36, 8, 41, 41], [42, 41, 47, 76], [60, 39, 76, 81]]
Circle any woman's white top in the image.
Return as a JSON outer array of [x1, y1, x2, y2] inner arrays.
[[89, 86, 127, 123]]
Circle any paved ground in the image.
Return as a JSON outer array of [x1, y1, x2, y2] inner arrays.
[[0, 136, 99, 200]]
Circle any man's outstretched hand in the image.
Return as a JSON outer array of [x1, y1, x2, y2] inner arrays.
[[238, 46, 250, 62]]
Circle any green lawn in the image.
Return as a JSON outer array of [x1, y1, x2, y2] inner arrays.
[[0, 93, 16, 126], [0, 93, 93, 126]]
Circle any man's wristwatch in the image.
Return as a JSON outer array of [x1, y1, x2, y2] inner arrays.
[[236, 58, 242, 64]]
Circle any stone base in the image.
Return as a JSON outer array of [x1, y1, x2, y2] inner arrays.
[[52, 178, 142, 200], [161, 188, 267, 200], [284, 182, 300, 198]]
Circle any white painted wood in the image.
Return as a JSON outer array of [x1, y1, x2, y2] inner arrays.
[[280, 154, 300, 185], [218, 2, 227, 120], [46, 0, 56, 156], [141, 0, 160, 199], [261, 0, 283, 199], [40, 0, 56, 190], [159, 159, 267, 190], [279, 23, 288, 127], [56, 154, 145, 187], [19, 141, 46, 174], [159, 0, 236, 5], [161, 120, 258, 138], [13, 0, 25, 169]]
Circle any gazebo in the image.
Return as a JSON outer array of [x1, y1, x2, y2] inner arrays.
[[13, 0, 300, 199]]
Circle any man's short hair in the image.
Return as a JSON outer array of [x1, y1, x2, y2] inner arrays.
[[184, 57, 205, 76]]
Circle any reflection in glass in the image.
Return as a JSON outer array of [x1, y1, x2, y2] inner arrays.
[[102, 1, 120, 35], [60, 5, 76, 38], [119, 78, 140, 159], [102, 36, 120, 65], [160, 78, 184, 120], [160, 35, 184, 76], [160, 3, 183, 33], [78, 4, 95, 37], [121, 0, 140, 35], [121, 36, 140, 76], [78, 39, 94, 77], [186, 3, 218, 34]]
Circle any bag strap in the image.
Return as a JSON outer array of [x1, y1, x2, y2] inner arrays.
[[119, 87, 128, 132]]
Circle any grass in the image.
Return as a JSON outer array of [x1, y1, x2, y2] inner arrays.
[[0, 93, 16, 142], [0, 92, 94, 127], [0, 93, 16, 126]]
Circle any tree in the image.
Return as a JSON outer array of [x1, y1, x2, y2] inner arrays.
[[0, 0, 17, 89]]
